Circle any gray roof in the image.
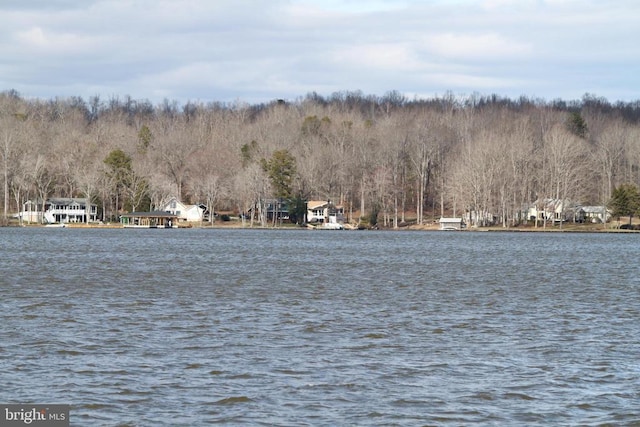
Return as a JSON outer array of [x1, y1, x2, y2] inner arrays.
[[120, 211, 177, 218], [580, 206, 610, 213]]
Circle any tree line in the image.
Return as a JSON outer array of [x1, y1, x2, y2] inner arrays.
[[1, 88, 640, 227]]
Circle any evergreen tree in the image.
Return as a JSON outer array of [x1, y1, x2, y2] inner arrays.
[[137, 125, 153, 153], [261, 150, 297, 225], [609, 183, 640, 226], [104, 149, 133, 214], [261, 150, 296, 200], [566, 111, 588, 138]]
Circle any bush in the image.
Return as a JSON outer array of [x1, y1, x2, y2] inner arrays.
[[221, 214, 231, 221]]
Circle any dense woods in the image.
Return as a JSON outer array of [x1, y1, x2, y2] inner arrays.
[[2, 89, 640, 227]]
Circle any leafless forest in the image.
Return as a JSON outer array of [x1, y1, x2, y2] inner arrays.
[[2, 89, 640, 227]]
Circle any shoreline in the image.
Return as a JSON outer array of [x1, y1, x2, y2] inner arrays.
[[4, 221, 639, 233]]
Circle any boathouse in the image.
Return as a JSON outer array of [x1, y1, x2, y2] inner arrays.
[[120, 211, 178, 228], [439, 217, 465, 230]]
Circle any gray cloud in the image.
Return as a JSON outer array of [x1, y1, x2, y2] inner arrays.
[[1, 0, 638, 104]]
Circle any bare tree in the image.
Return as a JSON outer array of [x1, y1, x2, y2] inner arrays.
[[0, 118, 19, 221], [124, 171, 149, 213], [11, 160, 30, 225], [544, 124, 590, 228], [30, 155, 55, 223], [73, 144, 102, 223], [0, 96, 29, 221], [233, 162, 270, 227], [152, 118, 202, 201], [592, 119, 628, 205], [192, 173, 228, 224], [147, 172, 175, 211], [409, 119, 441, 225]]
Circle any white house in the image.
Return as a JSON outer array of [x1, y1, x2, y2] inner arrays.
[[527, 199, 571, 223], [306, 200, 345, 225], [575, 206, 611, 223], [528, 200, 611, 224], [19, 198, 98, 224], [161, 197, 205, 223]]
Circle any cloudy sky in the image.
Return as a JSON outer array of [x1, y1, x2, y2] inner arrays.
[[1, 0, 638, 105]]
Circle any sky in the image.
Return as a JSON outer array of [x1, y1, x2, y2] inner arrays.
[[1, 0, 639, 105]]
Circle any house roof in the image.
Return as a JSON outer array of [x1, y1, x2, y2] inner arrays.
[[163, 198, 203, 212], [307, 200, 344, 209], [120, 211, 178, 218], [307, 200, 328, 209], [439, 217, 463, 222], [27, 197, 97, 207], [580, 206, 610, 213]]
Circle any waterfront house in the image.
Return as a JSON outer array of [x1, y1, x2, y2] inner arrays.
[[161, 197, 205, 223], [244, 199, 290, 223], [574, 206, 611, 223], [306, 200, 345, 226], [19, 197, 98, 224], [527, 199, 571, 223], [265, 199, 290, 222], [527, 200, 611, 224]]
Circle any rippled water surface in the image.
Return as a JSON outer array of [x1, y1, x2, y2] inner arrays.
[[1, 228, 639, 426]]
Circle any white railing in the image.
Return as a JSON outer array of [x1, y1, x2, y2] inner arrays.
[[48, 208, 88, 215]]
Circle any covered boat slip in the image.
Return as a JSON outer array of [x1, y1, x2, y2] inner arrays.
[[439, 217, 465, 230], [120, 211, 178, 228]]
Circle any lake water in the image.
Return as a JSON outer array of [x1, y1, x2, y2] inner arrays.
[[0, 227, 639, 426]]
